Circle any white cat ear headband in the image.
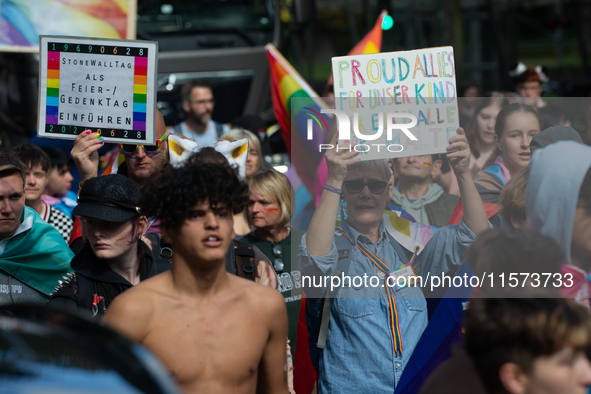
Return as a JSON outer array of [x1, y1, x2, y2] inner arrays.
[[168, 134, 248, 179]]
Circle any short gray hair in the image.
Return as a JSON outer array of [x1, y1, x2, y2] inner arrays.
[[347, 160, 391, 181]]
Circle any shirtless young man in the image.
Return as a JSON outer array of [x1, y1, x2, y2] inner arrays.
[[103, 161, 288, 394]]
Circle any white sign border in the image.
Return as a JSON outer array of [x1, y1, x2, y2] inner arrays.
[[37, 35, 158, 145], [329, 46, 458, 161]]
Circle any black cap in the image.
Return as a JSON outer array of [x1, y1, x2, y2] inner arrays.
[[73, 174, 141, 223], [530, 126, 583, 154]]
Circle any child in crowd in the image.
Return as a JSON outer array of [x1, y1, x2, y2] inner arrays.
[[423, 297, 591, 394], [11, 144, 73, 243], [40, 146, 77, 218], [473, 103, 541, 206]]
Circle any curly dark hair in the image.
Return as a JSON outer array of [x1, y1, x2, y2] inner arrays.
[[139, 161, 248, 233], [186, 147, 228, 166]]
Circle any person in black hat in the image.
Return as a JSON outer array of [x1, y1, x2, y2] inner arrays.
[[48, 174, 171, 317]]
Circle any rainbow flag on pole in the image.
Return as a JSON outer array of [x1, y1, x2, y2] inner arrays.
[[266, 43, 329, 194], [351, 10, 387, 54]]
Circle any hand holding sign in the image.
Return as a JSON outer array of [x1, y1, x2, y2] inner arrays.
[[325, 130, 361, 185], [446, 127, 470, 177], [71, 130, 102, 183]]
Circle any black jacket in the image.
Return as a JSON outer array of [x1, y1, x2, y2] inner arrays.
[[48, 241, 171, 316]]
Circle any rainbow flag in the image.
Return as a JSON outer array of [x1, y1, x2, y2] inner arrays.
[[351, 10, 387, 54], [266, 43, 329, 194], [324, 10, 387, 89], [100, 148, 125, 176], [394, 264, 473, 394]]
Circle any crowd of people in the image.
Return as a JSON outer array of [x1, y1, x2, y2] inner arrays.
[[1, 61, 591, 394]]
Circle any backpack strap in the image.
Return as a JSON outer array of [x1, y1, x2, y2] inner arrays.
[[159, 237, 173, 260], [173, 123, 183, 135], [225, 242, 237, 275], [143, 233, 173, 260], [234, 239, 256, 281], [317, 232, 354, 349], [215, 122, 224, 138]]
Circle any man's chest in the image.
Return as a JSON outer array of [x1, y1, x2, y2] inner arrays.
[[141, 305, 269, 386]]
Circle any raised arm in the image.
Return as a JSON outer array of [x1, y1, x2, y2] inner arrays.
[[71, 130, 103, 184], [256, 290, 289, 394], [306, 132, 360, 256], [446, 127, 489, 235]]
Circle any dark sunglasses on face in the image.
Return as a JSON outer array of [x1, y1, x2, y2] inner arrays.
[[343, 180, 388, 194], [120, 134, 167, 155]]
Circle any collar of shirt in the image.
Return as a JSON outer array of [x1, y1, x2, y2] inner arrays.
[[340, 218, 388, 246]]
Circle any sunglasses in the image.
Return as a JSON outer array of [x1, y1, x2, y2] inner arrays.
[[120, 134, 167, 155], [343, 180, 388, 194], [271, 241, 284, 273]]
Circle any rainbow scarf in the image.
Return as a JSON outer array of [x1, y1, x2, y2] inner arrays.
[[340, 231, 419, 357]]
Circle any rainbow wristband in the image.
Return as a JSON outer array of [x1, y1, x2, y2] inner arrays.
[[324, 184, 343, 196]]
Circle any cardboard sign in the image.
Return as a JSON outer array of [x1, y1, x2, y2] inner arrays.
[[37, 36, 158, 144], [331, 46, 458, 160]]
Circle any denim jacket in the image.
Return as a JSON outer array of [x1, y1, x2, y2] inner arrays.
[[298, 219, 478, 393]]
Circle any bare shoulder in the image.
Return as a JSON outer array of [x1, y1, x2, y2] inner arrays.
[[103, 272, 172, 342], [229, 274, 286, 316]]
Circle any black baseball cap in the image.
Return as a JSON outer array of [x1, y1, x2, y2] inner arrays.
[[73, 174, 142, 223]]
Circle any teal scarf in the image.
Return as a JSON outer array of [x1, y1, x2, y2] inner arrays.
[[0, 206, 74, 295]]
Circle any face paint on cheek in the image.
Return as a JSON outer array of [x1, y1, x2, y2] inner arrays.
[[264, 208, 278, 214], [421, 162, 432, 168]]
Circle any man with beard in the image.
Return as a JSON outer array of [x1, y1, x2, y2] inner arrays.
[[174, 79, 229, 147], [72, 110, 168, 189]]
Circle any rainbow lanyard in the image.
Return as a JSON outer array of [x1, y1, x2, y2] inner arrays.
[[341, 232, 419, 357]]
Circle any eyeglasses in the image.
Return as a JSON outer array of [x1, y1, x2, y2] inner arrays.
[[271, 242, 284, 273], [192, 99, 215, 106], [120, 134, 167, 155], [343, 180, 388, 194]]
